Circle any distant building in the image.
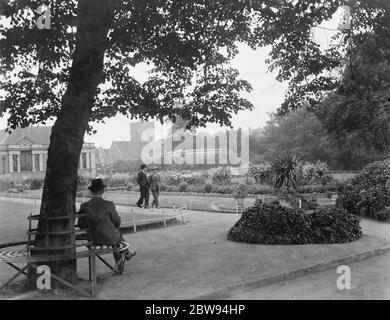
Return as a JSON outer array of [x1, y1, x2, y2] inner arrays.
[[95, 147, 112, 173], [0, 126, 96, 181], [110, 122, 155, 163]]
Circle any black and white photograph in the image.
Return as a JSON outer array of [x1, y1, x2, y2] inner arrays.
[[0, 0, 389, 306]]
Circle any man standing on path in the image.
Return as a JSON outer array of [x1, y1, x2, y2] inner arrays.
[[149, 167, 160, 208], [136, 164, 150, 208]]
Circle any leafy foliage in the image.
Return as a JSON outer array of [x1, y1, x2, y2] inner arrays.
[[29, 178, 44, 190], [0, 0, 282, 130], [252, 109, 384, 170], [270, 153, 299, 191], [233, 183, 248, 199], [178, 181, 188, 192], [211, 166, 232, 185], [246, 162, 273, 185], [227, 200, 362, 245], [269, 2, 390, 156], [0, 174, 13, 191], [297, 161, 330, 185], [160, 170, 181, 185], [203, 183, 213, 193], [336, 160, 390, 221]]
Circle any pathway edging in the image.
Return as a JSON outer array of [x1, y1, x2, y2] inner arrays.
[[192, 244, 390, 299]]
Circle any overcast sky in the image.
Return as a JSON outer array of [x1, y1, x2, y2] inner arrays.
[[0, 6, 345, 148], [88, 44, 289, 148]]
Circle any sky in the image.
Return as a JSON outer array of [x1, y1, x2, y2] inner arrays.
[[0, 5, 347, 148], [88, 44, 289, 148]]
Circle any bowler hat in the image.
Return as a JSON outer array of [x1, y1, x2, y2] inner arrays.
[[88, 178, 106, 192]]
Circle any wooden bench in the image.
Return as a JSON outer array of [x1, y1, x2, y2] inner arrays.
[[0, 212, 131, 298]]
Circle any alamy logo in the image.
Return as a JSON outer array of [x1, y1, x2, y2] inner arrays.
[[138, 127, 249, 167], [36, 265, 51, 290], [36, 5, 51, 29], [336, 265, 351, 290]]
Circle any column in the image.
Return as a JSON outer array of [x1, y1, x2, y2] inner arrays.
[[39, 153, 44, 171], [17, 154, 20, 172], [32, 154, 36, 172], [86, 150, 90, 170], [9, 154, 13, 173], [90, 150, 96, 175]]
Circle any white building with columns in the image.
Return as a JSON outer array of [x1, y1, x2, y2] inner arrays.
[[0, 126, 96, 181]]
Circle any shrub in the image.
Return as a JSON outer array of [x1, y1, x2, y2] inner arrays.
[[213, 186, 233, 194], [246, 184, 274, 195], [233, 183, 248, 199], [227, 201, 362, 245], [160, 170, 181, 185], [298, 184, 327, 194], [159, 183, 167, 192], [0, 174, 14, 191], [246, 163, 273, 185], [212, 167, 232, 185], [104, 173, 132, 187], [183, 175, 206, 186], [320, 174, 334, 186], [336, 160, 390, 221], [203, 183, 213, 193], [179, 182, 188, 192], [77, 174, 91, 192], [270, 154, 299, 191], [30, 178, 44, 190], [297, 161, 330, 185], [126, 183, 133, 191]]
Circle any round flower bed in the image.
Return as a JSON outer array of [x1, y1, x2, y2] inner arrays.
[[227, 200, 362, 245]]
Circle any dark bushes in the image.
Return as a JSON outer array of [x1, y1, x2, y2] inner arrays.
[[30, 178, 44, 190], [336, 160, 390, 221], [227, 200, 362, 245]]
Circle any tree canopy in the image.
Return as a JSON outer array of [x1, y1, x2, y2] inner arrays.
[[271, 1, 390, 154], [1, 0, 354, 132], [252, 109, 386, 169]]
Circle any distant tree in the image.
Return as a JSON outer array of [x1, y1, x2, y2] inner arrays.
[[252, 109, 384, 169], [315, 33, 390, 156], [269, 1, 390, 155]]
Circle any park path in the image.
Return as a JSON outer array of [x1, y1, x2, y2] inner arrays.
[[31, 211, 387, 300], [1, 199, 388, 300], [227, 218, 390, 300]]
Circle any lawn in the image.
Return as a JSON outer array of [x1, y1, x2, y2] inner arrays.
[[0, 200, 171, 245]]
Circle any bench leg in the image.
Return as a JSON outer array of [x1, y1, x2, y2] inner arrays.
[[0, 264, 28, 292], [89, 250, 97, 297], [26, 263, 92, 298]]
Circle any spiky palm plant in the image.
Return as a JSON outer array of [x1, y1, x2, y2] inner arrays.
[[270, 154, 300, 192]]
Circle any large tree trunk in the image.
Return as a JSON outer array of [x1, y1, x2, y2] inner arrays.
[[27, 0, 116, 289]]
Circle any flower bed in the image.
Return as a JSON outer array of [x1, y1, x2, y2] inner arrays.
[[227, 199, 362, 245]]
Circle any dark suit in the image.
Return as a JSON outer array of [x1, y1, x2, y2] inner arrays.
[[149, 173, 160, 207], [78, 197, 122, 245], [136, 170, 150, 207]]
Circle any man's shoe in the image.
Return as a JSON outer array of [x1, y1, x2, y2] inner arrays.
[[116, 259, 125, 274], [136, 203, 142, 208], [144, 206, 150, 209], [125, 250, 136, 261]]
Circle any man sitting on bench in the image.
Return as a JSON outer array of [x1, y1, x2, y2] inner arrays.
[[78, 178, 136, 273]]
